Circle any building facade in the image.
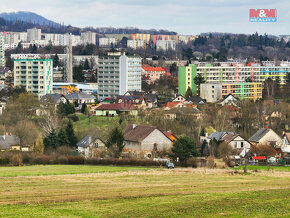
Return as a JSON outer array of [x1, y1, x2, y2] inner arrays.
[[127, 40, 145, 49], [200, 82, 263, 102], [156, 40, 176, 51], [0, 33, 4, 68], [81, 31, 96, 45], [14, 59, 53, 97], [179, 63, 290, 95], [27, 28, 41, 42], [142, 66, 166, 84], [99, 38, 116, 47], [97, 52, 141, 100], [130, 34, 151, 43]]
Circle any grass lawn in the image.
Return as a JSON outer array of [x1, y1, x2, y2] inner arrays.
[[0, 167, 289, 217], [0, 165, 152, 177], [235, 165, 290, 172], [74, 114, 119, 131]]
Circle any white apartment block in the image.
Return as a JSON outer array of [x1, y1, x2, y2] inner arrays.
[[81, 31, 96, 45], [127, 40, 145, 50], [99, 38, 116, 47], [97, 52, 142, 100], [27, 28, 42, 42], [0, 33, 5, 68], [14, 59, 53, 97], [200, 84, 222, 103], [156, 40, 176, 51], [58, 33, 81, 46]]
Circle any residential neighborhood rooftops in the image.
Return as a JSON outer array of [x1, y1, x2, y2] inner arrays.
[[66, 92, 96, 100], [0, 135, 20, 150], [95, 103, 136, 111], [209, 132, 234, 141], [142, 66, 165, 72], [248, 128, 270, 143], [41, 94, 66, 103]]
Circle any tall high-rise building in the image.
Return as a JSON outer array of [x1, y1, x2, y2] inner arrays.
[[14, 59, 53, 97], [81, 31, 96, 45], [27, 28, 42, 42], [97, 52, 142, 100], [0, 33, 5, 68]]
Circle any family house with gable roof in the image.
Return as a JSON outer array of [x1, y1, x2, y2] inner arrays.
[[123, 124, 172, 158]]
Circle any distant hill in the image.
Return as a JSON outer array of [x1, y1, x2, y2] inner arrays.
[[0, 11, 59, 27], [0, 11, 177, 35]]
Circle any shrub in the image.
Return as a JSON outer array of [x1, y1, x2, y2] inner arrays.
[[57, 146, 74, 156], [0, 157, 9, 165], [186, 158, 198, 168], [32, 154, 50, 165], [22, 153, 32, 164], [67, 114, 79, 122], [10, 154, 23, 166], [207, 156, 216, 168], [85, 158, 166, 167], [57, 155, 69, 164], [243, 166, 248, 173], [67, 155, 85, 165]]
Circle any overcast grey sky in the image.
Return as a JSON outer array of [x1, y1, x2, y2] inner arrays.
[[1, 0, 289, 35]]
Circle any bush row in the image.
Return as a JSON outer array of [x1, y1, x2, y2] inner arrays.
[[0, 152, 166, 167], [85, 158, 167, 167]]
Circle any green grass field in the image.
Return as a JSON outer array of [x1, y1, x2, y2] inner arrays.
[[0, 166, 289, 217], [0, 165, 151, 177], [235, 165, 290, 172]]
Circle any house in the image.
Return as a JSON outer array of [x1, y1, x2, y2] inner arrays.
[[66, 92, 96, 105], [163, 131, 178, 145], [41, 94, 67, 104], [0, 102, 6, 115], [204, 132, 251, 157], [282, 133, 290, 147], [0, 135, 23, 151], [186, 96, 206, 105], [164, 107, 202, 120], [123, 91, 158, 108], [123, 124, 172, 158], [116, 95, 147, 109], [173, 95, 186, 102], [91, 103, 138, 116], [77, 135, 106, 158], [142, 66, 166, 84], [219, 94, 239, 107], [248, 128, 282, 147], [221, 133, 251, 150], [164, 101, 186, 110]]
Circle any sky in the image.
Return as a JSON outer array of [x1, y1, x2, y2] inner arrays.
[[0, 0, 289, 35]]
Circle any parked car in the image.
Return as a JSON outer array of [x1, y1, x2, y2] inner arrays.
[[167, 162, 175, 169]]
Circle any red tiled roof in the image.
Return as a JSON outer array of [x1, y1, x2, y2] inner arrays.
[[165, 102, 183, 109], [95, 103, 136, 111], [252, 156, 266, 160], [142, 66, 166, 72]]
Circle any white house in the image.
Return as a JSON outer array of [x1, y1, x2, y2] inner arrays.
[[123, 124, 172, 158], [77, 135, 106, 158], [249, 128, 282, 147]]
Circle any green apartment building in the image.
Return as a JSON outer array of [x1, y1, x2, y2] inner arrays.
[[178, 63, 290, 96], [14, 59, 53, 97]]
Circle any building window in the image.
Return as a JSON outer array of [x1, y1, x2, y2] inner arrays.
[[234, 142, 237, 148], [241, 142, 244, 148]]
